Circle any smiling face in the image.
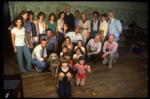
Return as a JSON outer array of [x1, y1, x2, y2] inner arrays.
[[93, 13, 98, 19], [22, 13, 28, 20], [79, 60, 85, 65], [50, 15, 54, 21], [66, 38, 70, 44], [75, 11, 79, 18], [76, 49, 81, 55], [61, 13, 65, 19], [94, 35, 100, 42], [41, 40, 47, 48], [62, 48, 67, 53], [62, 62, 68, 68], [109, 12, 114, 20], [39, 14, 44, 20], [77, 41, 82, 47], [15, 19, 22, 27], [75, 26, 80, 33], [82, 14, 86, 20], [65, 6, 70, 13], [108, 34, 115, 43], [46, 30, 52, 38], [29, 14, 33, 20]]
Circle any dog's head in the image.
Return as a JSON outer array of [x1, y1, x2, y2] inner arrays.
[[49, 53, 59, 63]]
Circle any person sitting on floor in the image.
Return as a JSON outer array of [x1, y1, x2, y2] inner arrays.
[[102, 34, 119, 69], [74, 40, 85, 56]]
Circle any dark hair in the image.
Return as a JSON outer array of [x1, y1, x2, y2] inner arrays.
[[93, 11, 99, 17], [27, 11, 34, 21], [40, 38, 47, 43], [62, 45, 68, 52], [63, 52, 71, 56], [60, 58, 69, 67], [101, 13, 107, 18], [48, 13, 57, 22], [37, 12, 46, 19], [77, 40, 83, 46], [58, 11, 65, 19], [46, 28, 52, 33], [12, 17, 24, 27], [78, 56, 86, 65], [75, 10, 79, 14], [75, 47, 83, 55]]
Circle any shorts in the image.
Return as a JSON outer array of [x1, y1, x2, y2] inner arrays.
[[76, 73, 86, 79]]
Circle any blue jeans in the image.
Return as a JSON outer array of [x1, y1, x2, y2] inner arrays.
[[31, 59, 46, 73], [57, 81, 71, 98], [90, 31, 99, 39], [85, 51, 99, 63], [15, 45, 32, 73], [58, 32, 64, 45]]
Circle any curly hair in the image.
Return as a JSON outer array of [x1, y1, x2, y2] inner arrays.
[[48, 13, 57, 22], [11, 17, 24, 27], [37, 12, 45, 20], [58, 11, 65, 19], [93, 11, 99, 17], [27, 11, 34, 21]]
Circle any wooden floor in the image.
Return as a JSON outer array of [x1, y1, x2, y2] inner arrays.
[[3, 49, 148, 98]]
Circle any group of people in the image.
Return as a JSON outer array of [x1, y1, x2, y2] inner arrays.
[[8, 5, 122, 98]]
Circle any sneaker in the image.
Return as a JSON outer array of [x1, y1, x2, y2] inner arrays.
[[108, 64, 112, 69], [35, 66, 39, 72]]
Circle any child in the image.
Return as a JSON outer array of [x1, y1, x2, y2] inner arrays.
[[60, 45, 68, 59], [73, 47, 83, 64], [61, 52, 73, 69], [73, 56, 91, 87], [57, 59, 72, 98], [74, 40, 85, 56]]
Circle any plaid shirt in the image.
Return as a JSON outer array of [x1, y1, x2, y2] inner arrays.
[[41, 35, 57, 51], [103, 40, 118, 54], [86, 39, 101, 52]]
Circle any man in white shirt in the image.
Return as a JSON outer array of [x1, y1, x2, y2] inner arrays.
[[63, 25, 83, 49], [31, 38, 48, 73]]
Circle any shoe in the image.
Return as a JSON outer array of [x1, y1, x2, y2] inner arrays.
[[102, 60, 107, 65], [35, 66, 39, 72], [57, 85, 59, 92], [108, 64, 112, 69]]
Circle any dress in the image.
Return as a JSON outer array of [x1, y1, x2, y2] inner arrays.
[[78, 20, 91, 45]]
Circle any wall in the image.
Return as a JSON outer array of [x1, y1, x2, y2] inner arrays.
[[8, 1, 148, 28]]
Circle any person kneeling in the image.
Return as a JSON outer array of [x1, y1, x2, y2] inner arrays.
[[31, 38, 48, 73], [102, 34, 119, 69], [57, 59, 72, 98]]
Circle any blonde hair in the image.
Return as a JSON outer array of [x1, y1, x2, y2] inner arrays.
[[62, 37, 73, 48], [81, 11, 87, 18]]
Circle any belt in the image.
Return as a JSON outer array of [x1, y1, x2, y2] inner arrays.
[[92, 31, 99, 32]]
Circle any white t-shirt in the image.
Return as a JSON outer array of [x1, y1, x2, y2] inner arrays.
[[11, 27, 26, 46], [66, 32, 83, 43]]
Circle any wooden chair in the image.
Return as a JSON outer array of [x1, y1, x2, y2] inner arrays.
[[118, 31, 126, 50], [3, 73, 24, 98]]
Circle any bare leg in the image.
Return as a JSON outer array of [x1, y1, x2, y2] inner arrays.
[[76, 77, 81, 86], [59, 72, 65, 81], [55, 68, 58, 77], [80, 78, 86, 86], [66, 72, 72, 81]]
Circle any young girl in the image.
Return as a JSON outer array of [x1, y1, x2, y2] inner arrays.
[[57, 59, 72, 98], [61, 52, 73, 69], [11, 17, 32, 73], [73, 56, 91, 87], [73, 47, 83, 64], [60, 45, 68, 59], [74, 40, 85, 56], [62, 37, 73, 53]]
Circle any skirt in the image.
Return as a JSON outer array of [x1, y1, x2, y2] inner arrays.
[[76, 73, 86, 79], [25, 32, 33, 49]]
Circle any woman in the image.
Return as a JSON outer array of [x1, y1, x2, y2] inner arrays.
[[78, 11, 91, 46], [62, 37, 73, 53], [99, 13, 108, 43], [74, 40, 85, 56], [8, 10, 33, 49], [46, 13, 58, 32], [37, 12, 46, 40], [11, 17, 32, 73], [28, 11, 39, 48], [57, 11, 66, 52]]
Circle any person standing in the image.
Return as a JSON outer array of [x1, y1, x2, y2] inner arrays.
[[28, 11, 39, 48], [102, 34, 119, 69], [99, 13, 108, 43], [107, 12, 122, 42], [90, 11, 101, 39], [9, 10, 33, 49], [11, 17, 32, 73], [78, 11, 91, 46], [32, 38, 48, 73], [64, 5, 75, 33], [37, 12, 46, 40], [74, 10, 81, 27]]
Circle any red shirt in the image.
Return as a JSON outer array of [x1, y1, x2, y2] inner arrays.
[[69, 59, 73, 65]]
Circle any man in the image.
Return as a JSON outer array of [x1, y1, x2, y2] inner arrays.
[[64, 5, 75, 33], [74, 10, 81, 27], [102, 34, 119, 69], [31, 38, 48, 73], [63, 25, 83, 49], [107, 12, 122, 42], [86, 34, 102, 63], [41, 28, 57, 58], [90, 11, 101, 39]]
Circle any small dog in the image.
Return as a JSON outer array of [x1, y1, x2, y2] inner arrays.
[[48, 53, 60, 77]]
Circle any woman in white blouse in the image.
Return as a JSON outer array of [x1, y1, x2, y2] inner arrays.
[[37, 12, 46, 41], [99, 14, 108, 43]]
